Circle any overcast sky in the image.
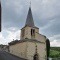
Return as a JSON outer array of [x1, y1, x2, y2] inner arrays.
[[0, 0, 60, 47]]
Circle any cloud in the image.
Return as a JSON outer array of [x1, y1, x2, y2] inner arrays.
[[50, 40, 60, 47], [49, 34, 60, 41], [1, 0, 60, 46], [2, 0, 60, 29], [2, 0, 27, 29], [2, 0, 60, 27], [40, 20, 60, 37], [0, 27, 20, 45], [49, 34, 60, 47], [0, 34, 5, 44]]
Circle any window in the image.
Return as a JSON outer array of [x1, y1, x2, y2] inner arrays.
[[33, 54, 39, 60], [31, 29, 35, 38]]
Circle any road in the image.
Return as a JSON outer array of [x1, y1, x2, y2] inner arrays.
[[0, 50, 26, 60]]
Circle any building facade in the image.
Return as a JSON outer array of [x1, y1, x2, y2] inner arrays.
[[9, 6, 47, 60]]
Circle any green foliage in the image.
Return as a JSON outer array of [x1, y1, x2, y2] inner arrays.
[[46, 39, 50, 57], [51, 47, 60, 52], [49, 47, 60, 58]]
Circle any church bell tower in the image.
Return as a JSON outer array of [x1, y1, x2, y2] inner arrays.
[[20, 6, 39, 40]]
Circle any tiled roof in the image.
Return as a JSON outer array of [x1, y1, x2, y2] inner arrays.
[[9, 39, 44, 46]]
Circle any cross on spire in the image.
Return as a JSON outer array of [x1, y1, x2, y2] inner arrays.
[[30, 1, 31, 8]]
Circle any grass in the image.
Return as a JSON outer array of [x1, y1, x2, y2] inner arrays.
[[49, 47, 60, 58]]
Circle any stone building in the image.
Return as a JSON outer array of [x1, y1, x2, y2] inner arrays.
[[9, 6, 47, 60]]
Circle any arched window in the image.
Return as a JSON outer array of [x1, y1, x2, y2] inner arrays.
[[31, 29, 35, 38], [33, 53, 39, 60]]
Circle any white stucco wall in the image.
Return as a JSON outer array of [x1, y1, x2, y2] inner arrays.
[[9, 41, 47, 60], [9, 42, 27, 59], [35, 32, 46, 43]]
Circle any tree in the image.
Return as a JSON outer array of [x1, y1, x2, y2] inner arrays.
[[46, 38, 50, 60]]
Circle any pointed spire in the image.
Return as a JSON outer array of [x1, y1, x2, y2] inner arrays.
[[25, 3, 35, 27]]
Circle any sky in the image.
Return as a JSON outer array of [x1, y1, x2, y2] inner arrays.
[[0, 0, 60, 47]]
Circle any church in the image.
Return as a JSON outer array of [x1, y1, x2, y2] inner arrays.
[[9, 6, 48, 60]]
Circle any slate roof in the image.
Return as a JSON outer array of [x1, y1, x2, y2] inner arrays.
[[25, 6, 35, 27]]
